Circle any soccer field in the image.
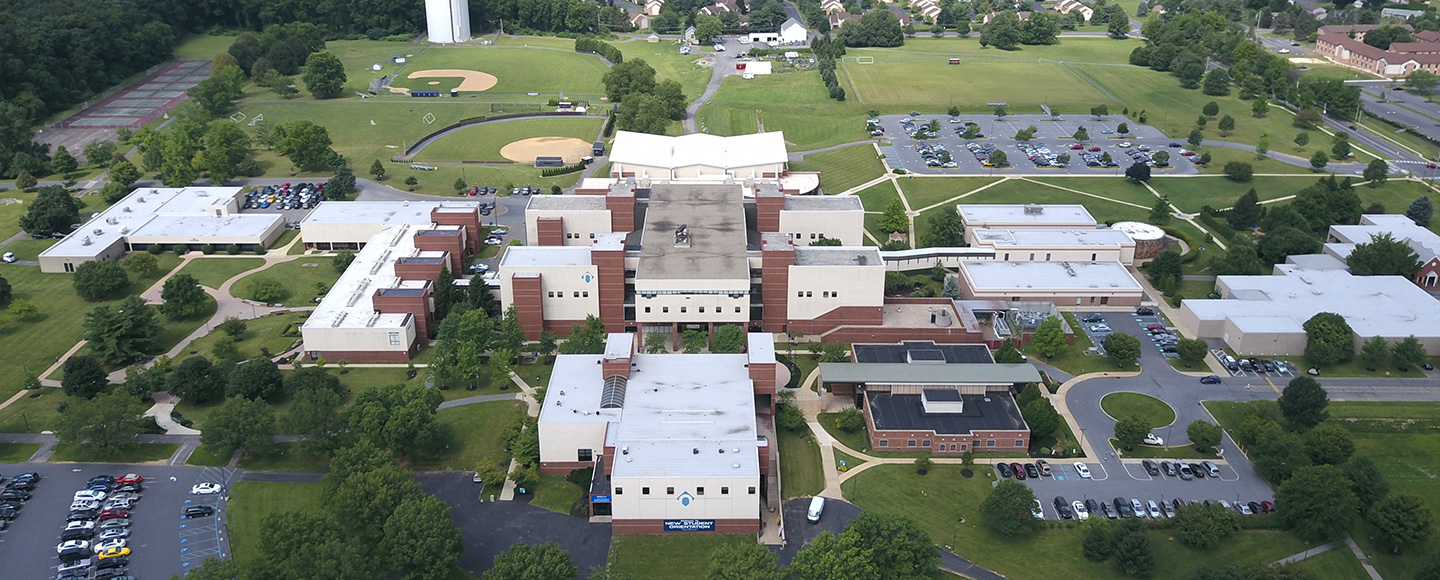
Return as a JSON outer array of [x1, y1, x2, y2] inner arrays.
[[416, 116, 605, 161], [389, 45, 610, 101], [841, 50, 1114, 108]]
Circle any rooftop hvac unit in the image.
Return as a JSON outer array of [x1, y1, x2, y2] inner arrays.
[[106, 217, 118, 225], [364, 311, 381, 327], [346, 280, 370, 307], [120, 227, 130, 234], [370, 251, 390, 275], [92, 229, 103, 236], [122, 207, 132, 213], [1023, 204, 1044, 215], [81, 236, 92, 246], [330, 312, 348, 327]]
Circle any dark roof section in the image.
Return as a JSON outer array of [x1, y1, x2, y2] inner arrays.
[[909, 349, 945, 362], [853, 341, 993, 364], [868, 392, 1028, 434], [397, 256, 445, 265], [377, 288, 426, 297], [415, 229, 461, 237], [922, 388, 962, 401]]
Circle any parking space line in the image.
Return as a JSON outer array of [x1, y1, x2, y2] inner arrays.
[[1120, 462, 1154, 481]]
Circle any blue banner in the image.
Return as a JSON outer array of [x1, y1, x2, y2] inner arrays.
[[664, 519, 716, 532], [591, 495, 612, 503]]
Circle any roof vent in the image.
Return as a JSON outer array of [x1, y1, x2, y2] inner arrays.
[[732, 463, 741, 469], [622, 447, 629, 455], [692, 448, 700, 455], [718, 448, 725, 454], [123, 207, 132, 213], [674, 224, 691, 247], [81, 236, 92, 246]]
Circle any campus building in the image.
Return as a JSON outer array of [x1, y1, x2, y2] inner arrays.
[[39, 187, 286, 273], [954, 260, 1145, 306], [298, 201, 482, 361], [817, 341, 1037, 454], [1323, 214, 1440, 290], [1315, 25, 1440, 77], [538, 333, 778, 534]]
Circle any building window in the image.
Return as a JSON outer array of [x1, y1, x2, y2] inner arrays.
[[590, 233, 596, 239], [908, 440, 916, 447], [644, 307, 651, 313], [615, 487, 623, 495], [583, 291, 590, 298], [879, 440, 889, 447], [388, 332, 400, 345], [667, 487, 674, 495], [810, 233, 817, 239], [1045, 253, 1051, 261], [1003, 253, 1009, 261], [574, 291, 581, 298], [721, 487, 729, 495], [923, 440, 931, 447], [960, 444, 967, 451], [748, 487, 757, 494], [806, 291, 812, 297], [680, 307, 687, 313], [833, 291, 838, 298], [797, 291, 804, 298], [699, 307, 705, 313], [1091, 253, 1097, 261], [643, 487, 651, 495], [578, 449, 593, 462], [987, 440, 995, 447], [950, 444, 957, 451], [735, 307, 742, 313], [1029, 253, 1035, 261], [663, 307, 669, 313], [1016, 440, 1025, 447], [697, 487, 705, 495], [822, 291, 830, 298], [547, 291, 555, 298]]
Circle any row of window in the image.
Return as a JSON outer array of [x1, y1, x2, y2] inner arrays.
[[795, 290, 839, 298], [614, 486, 757, 496], [793, 233, 827, 240], [564, 233, 598, 239], [1002, 253, 1100, 261], [643, 306, 744, 314], [547, 291, 591, 298], [876, 439, 1024, 449]]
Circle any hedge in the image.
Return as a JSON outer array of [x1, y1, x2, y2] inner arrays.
[[541, 162, 587, 176], [575, 37, 623, 64], [603, 112, 616, 138]]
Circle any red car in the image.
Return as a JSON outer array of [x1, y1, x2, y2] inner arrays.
[[1260, 501, 1275, 514], [1071, 144, 1085, 150], [1010, 462, 1027, 480], [98, 509, 130, 522], [1088, 146, 1102, 152], [117, 474, 142, 485], [1146, 323, 1166, 331], [1180, 151, 1197, 156], [1192, 159, 1205, 165], [1428, 163, 1438, 169]]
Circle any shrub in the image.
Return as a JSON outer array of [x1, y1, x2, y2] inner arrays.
[[173, 244, 187, 255], [147, 244, 164, 255], [201, 244, 215, 255], [252, 246, 267, 255], [226, 244, 241, 255]]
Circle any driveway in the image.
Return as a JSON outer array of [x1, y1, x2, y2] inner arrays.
[[416, 472, 611, 577]]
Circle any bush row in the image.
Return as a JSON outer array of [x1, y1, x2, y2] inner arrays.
[[574, 37, 623, 64], [541, 162, 587, 177], [603, 112, 616, 138]]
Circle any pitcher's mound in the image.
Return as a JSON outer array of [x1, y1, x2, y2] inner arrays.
[[406, 69, 498, 91], [501, 137, 592, 164]]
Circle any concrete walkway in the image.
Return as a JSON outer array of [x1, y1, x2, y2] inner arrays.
[[1273, 541, 1339, 565], [498, 370, 542, 502], [144, 392, 201, 436], [1344, 537, 1386, 580]]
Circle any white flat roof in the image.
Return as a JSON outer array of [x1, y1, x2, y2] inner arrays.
[[528, 196, 608, 211], [42, 186, 282, 259], [957, 204, 1097, 227], [1186, 268, 1440, 339], [542, 346, 760, 479], [971, 227, 1134, 248], [304, 224, 441, 331], [500, 246, 593, 267], [1330, 214, 1440, 261], [129, 215, 278, 240], [960, 260, 1141, 291], [609, 131, 788, 171], [300, 200, 478, 227]]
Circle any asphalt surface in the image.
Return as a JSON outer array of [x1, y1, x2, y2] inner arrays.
[[876, 113, 1202, 176], [1357, 82, 1440, 154], [0, 463, 237, 580]]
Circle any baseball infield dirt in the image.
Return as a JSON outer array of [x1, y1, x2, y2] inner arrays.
[[404, 69, 499, 91], [500, 137, 592, 164]]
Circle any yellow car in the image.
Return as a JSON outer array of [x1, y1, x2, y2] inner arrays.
[[98, 546, 131, 560]]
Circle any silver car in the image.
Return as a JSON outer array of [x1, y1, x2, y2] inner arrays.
[[1130, 498, 1146, 518], [1146, 500, 1162, 518]]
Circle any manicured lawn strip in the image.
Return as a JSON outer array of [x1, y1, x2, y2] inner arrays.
[[778, 425, 824, 499], [1191, 147, 1313, 175], [237, 442, 331, 471], [185, 444, 233, 467], [1328, 401, 1440, 421], [227, 481, 325, 573], [842, 463, 1311, 580], [388, 45, 611, 100], [1351, 179, 1440, 236], [790, 145, 888, 195], [898, 176, 1002, 210], [1356, 114, 1440, 160], [416, 116, 604, 162], [1026, 176, 1161, 209], [51, 443, 177, 463], [609, 534, 755, 580], [183, 311, 307, 369], [174, 34, 239, 61], [1147, 175, 1326, 213], [234, 258, 343, 306], [409, 400, 527, 471], [1270, 355, 1424, 379], [0, 190, 38, 240], [5, 239, 55, 261], [818, 412, 871, 453], [178, 257, 268, 288], [1022, 312, 1115, 376], [1108, 438, 1219, 460], [842, 50, 1111, 108], [1100, 392, 1176, 427], [0, 389, 67, 433], [698, 72, 872, 150], [855, 181, 899, 211], [835, 449, 867, 469], [530, 475, 585, 515], [268, 229, 299, 250], [1299, 63, 1379, 82], [1302, 542, 1371, 580], [1202, 400, 1273, 439], [0, 443, 40, 463], [880, 36, 1141, 64]]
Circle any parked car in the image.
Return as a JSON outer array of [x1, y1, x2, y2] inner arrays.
[[1143, 433, 1165, 446], [1054, 496, 1074, 519], [1201, 461, 1222, 478], [1200, 375, 1222, 384], [1074, 462, 1092, 479], [1146, 500, 1162, 518], [1260, 501, 1275, 514], [1136, 307, 1155, 315], [57, 540, 90, 554], [1024, 463, 1040, 478], [1098, 501, 1117, 519], [1130, 498, 1146, 518], [97, 547, 130, 560], [1011, 462, 1027, 480], [1036, 460, 1052, 476], [996, 462, 1013, 478], [190, 483, 223, 495], [1142, 459, 1160, 476], [1113, 497, 1134, 518], [1072, 500, 1090, 521], [184, 506, 215, 518], [1031, 498, 1044, 521]]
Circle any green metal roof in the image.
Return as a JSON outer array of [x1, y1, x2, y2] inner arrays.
[[817, 363, 1042, 385]]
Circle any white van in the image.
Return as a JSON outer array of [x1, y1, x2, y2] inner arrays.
[[807, 497, 826, 522]]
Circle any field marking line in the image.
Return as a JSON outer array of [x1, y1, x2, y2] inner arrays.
[[837, 57, 866, 104], [915, 176, 1009, 212], [1063, 63, 1122, 105], [1018, 176, 1150, 209]]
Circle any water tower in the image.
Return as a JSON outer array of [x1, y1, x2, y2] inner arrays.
[[425, 0, 471, 43]]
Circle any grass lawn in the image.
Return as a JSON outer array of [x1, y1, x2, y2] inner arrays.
[[1351, 179, 1440, 236], [269, 229, 299, 250], [530, 475, 586, 515], [835, 449, 867, 470], [182, 311, 306, 367], [416, 116, 605, 162], [842, 50, 1113, 108], [0, 389, 69, 433], [1303, 543, 1371, 580], [1100, 392, 1176, 427], [897, 176, 1002, 210], [1027, 176, 1161, 208], [698, 72, 872, 151], [817, 412, 871, 453], [0, 442, 40, 463], [1147, 175, 1328, 213], [227, 481, 325, 573], [1270, 355, 1425, 379], [1108, 439, 1219, 460], [236, 442, 332, 471], [952, 178, 1150, 223], [388, 45, 611, 101], [234, 258, 342, 306], [778, 426, 824, 499], [409, 400, 527, 471], [855, 181, 900, 211], [883, 36, 1140, 65], [176, 257, 267, 288], [51, 443, 178, 463], [609, 534, 755, 580], [611, 38, 713, 105], [185, 444, 232, 467], [1192, 147, 1313, 175], [1357, 114, 1440, 160], [5, 239, 56, 261], [173, 34, 239, 61], [790, 145, 888, 195], [1202, 400, 1277, 438], [842, 463, 1311, 580], [1022, 313, 1117, 376]]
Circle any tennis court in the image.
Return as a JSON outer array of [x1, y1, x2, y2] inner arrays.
[[58, 60, 209, 128]]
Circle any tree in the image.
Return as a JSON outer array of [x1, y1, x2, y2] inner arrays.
[[1349, 233, 1422, 277], [326, 461, 426, 546], [1223, 162, 1253, 182], [61, 355, 109, 398], [228, 357, 285, 400], [1257, 226, 1321, 264], [286, 387, 347, 454], [276, 120, 338, 172], [1252, 423, 1310, 483], [328, 167, 356, 200], [981, 480, 1041, 537], [643, 332, 667, 354], [847, 512, 940, 579], [710, 325, 745, 354], [1111, 520, 1155, 578], [382, 494, 464, 580], [301, 52, 347, 99], [109, 158, 140, 188], [1173, 503, 1240, 549], [171, 557, 240, 580], [1370, 493, 1434, 553], [202, 396, 277, 455], [252, 509, 353, 580], [348, 383, 449, 455], [1114, 413, 1151, 450], [879, 198, 909, 233], [483, 542, 577, 580], [1256, 135, 1270, 157], [1022, 398, 1061, 438], [981, 13, 1022, 50], [1084, 522, 1112, 562], [1309, 150, 1328, 171], [51, 145, 78, 175], [1280, 375, 1330, 428], [73, 260, 130, 301], [1344, 456, 1390, 514], [1176, 338, 1208, 368], [1108, 15, 1131, 38], [941, 275, 960, 298], [1406, 70, 1440, 99], [159, 273, 207, 319], [994, 341, 1024, 363], [1126, 162, 1151, 183], [1188, 129, 1205, 148], [8, 298, 37, 320], [1304, 422, 1354, 466], [559, 316, 607, 354], [1104, 333, 1142, 369], [1407, 196, 1433, 227], [1151, 151, 1169, 167], [615, 92, 673, 134], [370, 159, 387, 181], [1302, 313, 1354, 369], [920, 209, 964, 247], [1332, 139, 1351, 161], [1364, 159, 1389, 187], [1074, 126, 1090, 141], [14, 170, 37, 190], [247, 277, 286, 302], [1147, 196, 1169, 223], [1386, 336, 1427, 373], [603, 59, 657, 102], [83, 296, 159, 365], [1294, 132, 1310, 148], [1277, 464, 1359, 542], [990, 150, 1009, 166], [332, 249, 357, 273], [20, 185, 79, 237], [1217, 115, 1235, 135], [168, 355, 228, 404], [1092, 105, 1110, 118], [83, 141, 115, 168], [705, 540, 786, 580], [1203, 102, 1221, 117], [1229, 189, 1264, 228], [1361, 335, 1390, 371], [1186, 420, 1222, 452], [56, 388, 148, 456], [1031, 316, 1067, 358], [0, 274, 9, 305]]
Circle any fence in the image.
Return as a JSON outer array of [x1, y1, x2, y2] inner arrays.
[[44, 62, 169, 129], [394, 110, 598, 160]]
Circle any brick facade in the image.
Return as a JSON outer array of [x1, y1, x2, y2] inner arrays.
[[413, 230, 466, 273], [372, 286, 434, 339], [430, 207, 482, 253], [864, 409, 1030, 454], [536, 217, 565, 247], [511, 273, 546, 339], [593, 246, 627, 332], [610, 518, 761, 535], [760, 236, 793, 331]]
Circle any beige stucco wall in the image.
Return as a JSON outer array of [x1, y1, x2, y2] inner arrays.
[[539, 419, 610, 464], [499, 263, 602, 322], [779, 209, 865, 247], [786, 263, 884, 320], [302, 321, 416, 355], [527, 209, 613, 246]]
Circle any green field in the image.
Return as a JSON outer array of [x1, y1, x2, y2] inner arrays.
[[173, 34, 239, 61], [897, 176, 1002, 210], [176, 257, 267, 288], [1303, 545, 1371, 580], [416, 116, 604, 162], [1192, 146, 1313, 175], [842, 463, 1312, 580], [1101, 392, 1175, 427], [885, 37, 1141, 64], [698, 72, 872, 150], [948, 178, 1150, 223], [531, 475, 586, 515], [778, 425, 824, 499], [237, 442, 332, 471], [51, 443, 178, 463], [609, 534, 755, 580], [611, 38, 713, 106], [409, 400, 528, 471], [234, 258, 342, 306], [182, 311, 306, 365], [388, 45, 611, 101], [0, 442, 40, 463], [842, 52, 1112, 108], [186, 444, 233, 467], [790, 144, 888, 195], [228, 482, 325, 572]]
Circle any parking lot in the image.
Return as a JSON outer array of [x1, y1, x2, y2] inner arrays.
[[1012, 457, 1276, 521], [874, 114, 1201, 175], [0, 464, 236, 580], [1210, 348, 1298, 380]]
